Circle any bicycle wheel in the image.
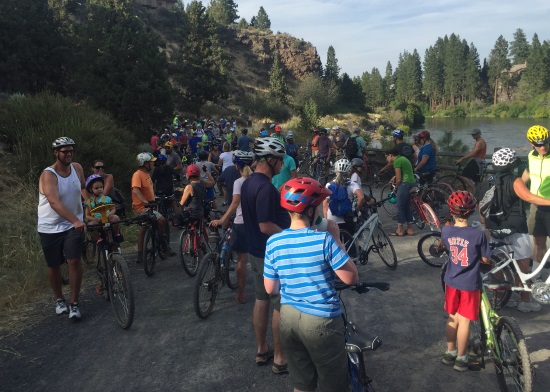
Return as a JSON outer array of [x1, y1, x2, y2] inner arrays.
[[380, 183, 397, 217], [494, 316, 533, 392], [410, 199, 426, 230], [437, 175, 468, 192], [340, 230, 358, 261], [420, 186, 449, 219], [179, 228, 200, 276], [193, 252, 221, 319], [370, 224, 397, 270], [421, 202, 440, 230], [143, 228, 156, 277], [108, 254, 135, 329], [417, 232, 448, 267], [483, 256, 514, 309], [223, 250, 238, 290]]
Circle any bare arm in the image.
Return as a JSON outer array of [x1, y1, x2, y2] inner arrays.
[[354, 188, 364, 212], [513, 178, 550, 206], [457, 140, 485, 162], [179, 184, 193, 206], [264, 277, 280, 295], [103, 173, 114, 197], [40, 170, 85, 230], [414, 156, 429, 172], [290, 169, 297, 179], [334, 259, 359, 285], [203, 170, 216, 188], [211, 194, 240, 227], [132, 187, 150, 205]]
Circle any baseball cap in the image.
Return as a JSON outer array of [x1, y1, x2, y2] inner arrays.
[[471, 129, 481, 135]]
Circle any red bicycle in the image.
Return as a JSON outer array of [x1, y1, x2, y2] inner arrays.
[[179, 213, 214, 277]]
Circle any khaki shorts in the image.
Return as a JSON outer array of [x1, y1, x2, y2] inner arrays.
[[280, 305, 348, 391], [249, 254, 281, 309]]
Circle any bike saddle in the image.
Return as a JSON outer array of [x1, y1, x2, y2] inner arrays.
[[346, 323, 382, 353]]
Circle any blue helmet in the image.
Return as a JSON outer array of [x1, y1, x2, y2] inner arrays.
[[260, 130, 269, 137], [157, 154, 167, 161], [392, 129, 405, 139]]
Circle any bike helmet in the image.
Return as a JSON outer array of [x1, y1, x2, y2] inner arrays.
[[254, 137, 286, 158], [164, 142, 174, 149], [351, 158, 364, 168], [418, 130, 430, 140], [85, 174, 104, 192], [186, 164, 200, 177], [269, 123, 276, 130], [492, 148, 517, 172], [392, 129, 405, 139], [526, 125, 549, 144], [334, 159, 352, 174], [318, 128, 327, 135], [137, 152, 156, 166], [52, 137, 76, 150], [447, 191, 477, 217], [332, 126, 340, 131], [233, 150, 254, 168], [286, 130, 294, 139], [157, 154, 167, 161], [260, 129, 269, 137], [274, 125, 282, 132], [280, 177, 332, 213]]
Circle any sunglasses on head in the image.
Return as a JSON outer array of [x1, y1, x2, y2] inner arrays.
[[94, 165, 105, 169], [533, 140, 549, 147]]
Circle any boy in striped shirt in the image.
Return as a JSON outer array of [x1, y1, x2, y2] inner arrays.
[[264, 177, 358, 392]]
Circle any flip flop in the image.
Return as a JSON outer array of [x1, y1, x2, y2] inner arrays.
[[272, 362, 289, 375], [255, 346, 274, 366], [388, 232, 406, 237]]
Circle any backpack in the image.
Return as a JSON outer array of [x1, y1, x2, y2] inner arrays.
[[345, 136, 359, 158], [479, 175, 509, 223], [328, 182, 353, 217]]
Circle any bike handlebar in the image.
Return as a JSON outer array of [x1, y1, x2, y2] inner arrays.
[[335, 281, 390, 293]]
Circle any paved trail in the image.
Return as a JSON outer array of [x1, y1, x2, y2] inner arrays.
[[1, 205, 549, 391]]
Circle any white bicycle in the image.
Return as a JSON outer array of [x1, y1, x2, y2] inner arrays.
[[485, 238, 550, 308], [340, 194, 398, 270]]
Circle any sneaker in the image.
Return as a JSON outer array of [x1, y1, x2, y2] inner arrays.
[[518, 301, 542, 313], [453, 356, 469, 372], [441, 351, 457, 365], [69, 303, 81, 320], [55, 298, 68, 315]]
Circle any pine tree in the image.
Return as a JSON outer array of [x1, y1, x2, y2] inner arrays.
[[339, 73, 364, 110], [395, 50, 422, 102], [488, 35, 511, 105], [324, 45, 340, 82], [463, 43, 481, 102], [238, 17, 248, 29], [510, 28, 530, 64], [519, 34, 548, 98], [207, 0, 239, 25], [443, 34, 466, 106], [362, 68, 384, 108], [269, 54, 288, 104], [383, 62, 395, 105], [423, 44, 444, 111], [254, 6, 270, 30]]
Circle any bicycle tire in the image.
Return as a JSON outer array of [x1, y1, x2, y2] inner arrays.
[[380, 183, 397, 217], [99, 252, 110, 301], [108, 254, 135, 330], [410, 199, 426, 230], [421, 202, 440, 230], [224, 250, 238, 290], [417, 232, 447, 267], [370, 224, 398, 270], [193, 252, 221, 319], [420, 186, 449, 219], [437, 175, 468, 192], [179, 228, 199, 277], [494, 316, 533, 392], [484, 256, 514, 309], [143, 229, 156, 277]]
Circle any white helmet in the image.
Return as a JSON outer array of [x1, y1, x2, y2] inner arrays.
[[137, 152, 156, 166], [334, 159, 352, 174], [286, 130, 294, 139], [492, 148, 517, 171], [254, 137, 286, 158], [332, 126, 340, 131], [52, 137, 76, 150]]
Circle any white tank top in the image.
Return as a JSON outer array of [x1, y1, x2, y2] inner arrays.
[[37, 164, 83, 233]]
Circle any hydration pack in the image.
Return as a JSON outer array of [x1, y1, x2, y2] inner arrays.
[[328, 182, 353, 217]]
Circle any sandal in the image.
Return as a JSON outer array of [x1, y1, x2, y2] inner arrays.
[[234, 295, 246, 304], [388, 232, 406, 237], [272, 362, 289, 375], [255, 346, 274, 366]]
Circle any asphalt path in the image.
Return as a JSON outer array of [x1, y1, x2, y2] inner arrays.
[[1, 196, 549, 391]]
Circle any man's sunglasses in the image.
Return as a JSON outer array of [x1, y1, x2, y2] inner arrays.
[[58, 150, 74, 155], [94, 166, 105, 169], [533, 141, 549, 147]]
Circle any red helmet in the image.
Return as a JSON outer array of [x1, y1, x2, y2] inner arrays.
[[447, 191, 477, 217], [280, 177, 331, 213], [274, 125, 282, 132], [418, 130, 430, 140], [186, 164, 200, 177]]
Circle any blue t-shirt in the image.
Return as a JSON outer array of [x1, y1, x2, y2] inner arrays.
[[264, 228, 349, 317], [416, 143, 436, 173], [189, 137, 201, 154], [237, 135, 254, 152], [442, 225, 491, 291], [241, 172, 291, 258]]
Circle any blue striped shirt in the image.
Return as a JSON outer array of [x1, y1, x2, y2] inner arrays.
[[264, 228, 349, 317]]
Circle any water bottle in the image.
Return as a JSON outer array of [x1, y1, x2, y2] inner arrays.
[[220, 241, 230, 264]]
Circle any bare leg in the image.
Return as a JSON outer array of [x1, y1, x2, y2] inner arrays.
[[67, 258, 82, 304], [138, 226, 145, 253], [534, 236, 547, 264], [517, 258, 532, 302], [272, 309, 286, 366], [236, 252, 248, 302], [253, 299, 270, 355], [445, 313, 458, 352], [48, 266, 64, 299], [455, 313, 471, 357]]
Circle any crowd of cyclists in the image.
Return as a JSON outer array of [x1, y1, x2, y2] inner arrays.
[[38, 117, 550, 390]]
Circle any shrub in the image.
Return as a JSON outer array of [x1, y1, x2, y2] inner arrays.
[[240, 93, 291, 122], [508, 101, 527, 118], [491, 103, 510, 118], [445, 105, 467, 118]]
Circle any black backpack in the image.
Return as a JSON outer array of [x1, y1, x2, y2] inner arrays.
[[345, 137, 359, 158]]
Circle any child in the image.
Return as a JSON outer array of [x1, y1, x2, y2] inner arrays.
[[179, 164, 215, 221], [350, 157, 364, 187], [84, 174, 122, 243], [263, 177, 358, 391], [441, 191, 491, 371]]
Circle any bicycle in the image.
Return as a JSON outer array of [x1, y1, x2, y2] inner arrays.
[[440, 262, 533, 391], [336, 281, 390, 391], [193, 222, 238, 318], [87, 204, 135, 329], [141, 202, 169, 277], [436, 161, 490, 193], [156, 192, 177, 229], [179, 207, 217, 277], [340, 197, 398, 270]]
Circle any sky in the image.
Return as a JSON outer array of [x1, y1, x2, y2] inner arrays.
[[234, 0, 550, 78]]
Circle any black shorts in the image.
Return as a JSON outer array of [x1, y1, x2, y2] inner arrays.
[[533, 208, 550, 237], [230, 223, 248, 253], [39, 228, 84, 267], [461, 159, 482, 183]]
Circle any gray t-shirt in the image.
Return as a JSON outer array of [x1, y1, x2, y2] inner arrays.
[[166, 152, 181, 169], [237, 135, 254, 152]]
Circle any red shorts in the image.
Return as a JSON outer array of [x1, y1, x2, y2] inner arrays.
[[444, 286, 480, 321]]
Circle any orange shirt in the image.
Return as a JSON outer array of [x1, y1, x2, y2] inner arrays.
[[472, 138, 486, 159], [132, 168, 154, 213], [311, 135, 319, 151]]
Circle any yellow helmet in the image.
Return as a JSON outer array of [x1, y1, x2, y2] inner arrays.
[[527, 125, 549, 144]]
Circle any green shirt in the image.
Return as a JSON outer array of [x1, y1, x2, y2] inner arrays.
[[272, 154, 297, 191], [394, 155, 415, 184]]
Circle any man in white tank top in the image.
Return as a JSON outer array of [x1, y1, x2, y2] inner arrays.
[[38, 137, 86, 320]]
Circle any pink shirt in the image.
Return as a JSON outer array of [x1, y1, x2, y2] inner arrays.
[[150, 135, 159, 151]]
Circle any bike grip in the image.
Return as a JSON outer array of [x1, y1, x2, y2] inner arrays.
[[358, 282, 390, 292]]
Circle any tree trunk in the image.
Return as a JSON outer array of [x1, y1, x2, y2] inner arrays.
[[493, 79, 498, 106]]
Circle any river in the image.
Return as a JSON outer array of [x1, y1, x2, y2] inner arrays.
[[419, 118, 550, 153]]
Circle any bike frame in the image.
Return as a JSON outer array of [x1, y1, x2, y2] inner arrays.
[[479, 289, 502, 362], [410, 193, 440, 231], [346, 210, 379, 253]]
